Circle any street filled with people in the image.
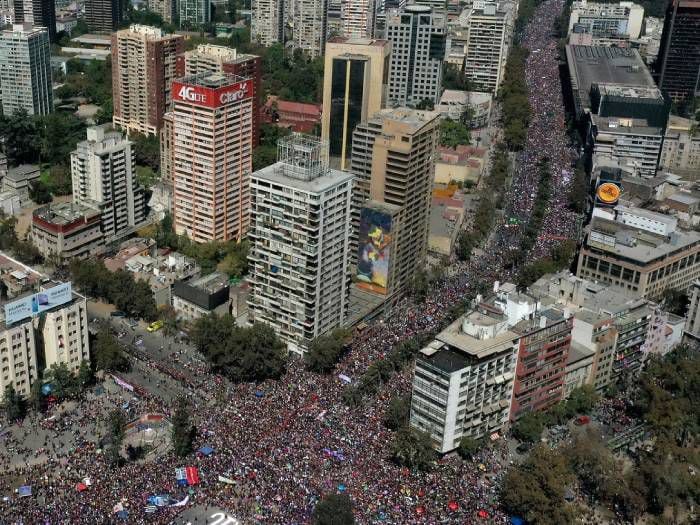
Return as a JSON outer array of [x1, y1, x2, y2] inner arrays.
[[0, 1, 580, 523]]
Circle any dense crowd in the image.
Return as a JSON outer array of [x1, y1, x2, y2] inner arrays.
[[0, 1, 579, 523]]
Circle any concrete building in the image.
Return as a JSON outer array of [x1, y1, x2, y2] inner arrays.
[[409, 302, 518, 453], [657, 0, 700, 114], [172, 272, 230, 321], [374, 0, 406, 36], [291, 0, 327, 58], [71, 125, 146, 241], [251, 0, 285, 47], [0, 190, 20, 215], [461, 1, 513, 93], [180, 0, 211, 27], [341, 0, 375, 38], [565, 342, 595, 396], [148, 0, 176, 23], [350, 108, 440, 297], [31, 202, 104, 261], [171, 72, 254, 243], [321, 37, 391, 170], [659, 115, 700, 178], [436, 90, 492, 127], [577, 209, 700, 300], [84, 0, 122, 32], [111, 25, 184, 136], [247, 135, 354, 355], [2, 164, 39, 207], [12, 0, 56, 42], [386, 4, 446, 107], [0, 24, 52, 116], [568, 1, 644, 40], [684, 279, 700, 342], [179, 44, 262, 145]]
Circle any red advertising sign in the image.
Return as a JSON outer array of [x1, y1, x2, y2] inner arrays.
[[171, 79, 252, 109]]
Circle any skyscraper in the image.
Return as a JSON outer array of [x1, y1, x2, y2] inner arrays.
[[84, 0, 123, 32], [341, 0, 375, 37], [71, 125, 146, 240], [171, 72, 254, 243], [179, 0, 211, 27], [0, 24, 52, 116], [291, 0, 328, 58], [657, 0, 700, 113], [148, 0, 176, 23], [247, 134, 354, 354], [13, 0, 56, 42], [321, 37, 391, 170], [386, 4, 446, 107], [251, 0, 286, 47], [111, 25, 184, 136], [180, 44, 262, 144], [350, 108, 440, 297]]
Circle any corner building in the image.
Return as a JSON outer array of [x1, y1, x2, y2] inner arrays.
[[171, 72, 254, 243]]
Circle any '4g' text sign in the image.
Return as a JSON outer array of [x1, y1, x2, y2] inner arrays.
[[171, 80, 252, 109]]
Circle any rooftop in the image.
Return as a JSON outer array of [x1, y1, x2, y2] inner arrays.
[[437, 314, 518, 360], [33, 202, 100, 225], [5, 165, 39, 182], [419, 345, 472, 373], [178, 71, 246, 89], [592, 114, 663, 135], [188, 272, 229, 294]]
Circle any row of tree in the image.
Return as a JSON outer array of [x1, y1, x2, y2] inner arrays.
[[0, 214, 43, 265], [498, 46, 531, 151], [70, 259, 157, 321]]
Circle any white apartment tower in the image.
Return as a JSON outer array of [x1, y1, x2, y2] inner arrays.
[[247, 134, 354, 355], [71, 125, 146, 241], [462, 2, 512, 93], [0, 24, 52, 116], [291, 0, 328, 58], [171, 72, 254, 243], [386, 5, 446, 107], [342, 0, 376, 38], [251, 0, 286, 47]]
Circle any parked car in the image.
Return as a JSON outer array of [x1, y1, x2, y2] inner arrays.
[[110, 311, 126, 318]]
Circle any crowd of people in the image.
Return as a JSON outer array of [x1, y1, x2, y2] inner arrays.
[[0, 1, 581, 523]]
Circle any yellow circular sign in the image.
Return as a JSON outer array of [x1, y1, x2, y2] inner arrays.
[[597, 182, 621, 204]]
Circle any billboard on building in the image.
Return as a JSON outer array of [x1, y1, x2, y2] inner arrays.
[[596, 182, 622, 206], [171, 79, 252, 109], [3, 282, 72, 325], [357, 206, 392, 295]]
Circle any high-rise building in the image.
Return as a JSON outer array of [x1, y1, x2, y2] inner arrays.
[[291, 0, 327, 58], [461, 1, 513, 93], [659, 115, 700, 177], [71, 125, 146, 241], [111, 25, 184, 136], [341, 0, 375, 37], [321, 37, 391, 170], [179, 44, 262, 145], [84, 0, 123, 32], [0, 272, 90, 403], [148, 0, 176, 23], [0, 24, 52, 116], [568, 1, 645, 40], [180, 0, 211, 27], [386, 4, 445, 107], [373, 0, 405, 36], [171, 72, 254, 243], [350, 108, 440, 297], [12, 0, 56, 42], [251, 0, 286, 47], [247, 134, 354, 354], [657, 0, 700, 113]]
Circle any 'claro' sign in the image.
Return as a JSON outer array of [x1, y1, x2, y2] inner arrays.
[[171, 80, 252, 109]]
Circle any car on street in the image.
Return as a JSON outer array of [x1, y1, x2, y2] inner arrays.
[[147, 320, 164, 332], [110, 311, 126, 317]]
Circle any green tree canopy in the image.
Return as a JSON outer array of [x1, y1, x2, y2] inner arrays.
[[383, 395, 411, 431], [390, 427, 436, 470], [312, 493, 355, 525], [171, 395, 196, 457], [304, 328, 350, 374]]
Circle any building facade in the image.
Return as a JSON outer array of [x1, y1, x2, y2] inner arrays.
[[659, 115, 700, 176], [350, 108, 440, 297], [112, 25, 184, 136], [179, 44, 262, 145], [386, 4, 445, 107], [12, 0, 56, 42], [291, 0, 327, 58], [171, 72, 254, 243], [251, 0, 286, 47], [84, 0, 122, 32], [568, 1, 644, 40], [148, 0, 176, 23], [31, 202, 104, 261], [321, 37, 391, 170], [247, 135, 354, 354], [657, 0, 700, 113], [179, 0, 211, 27], [684, 279, 700, 342], [71, 125, 146, 241], [0, 24, 52, 116], [341, 0, 375, 38]]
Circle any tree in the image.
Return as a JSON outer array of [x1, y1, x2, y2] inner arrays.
[[565, 385, 598, 415], [77, 360, 95, 390], [3, 385, 26, 421], [661, 288, 688, 317], [92, 328, 130, 372], [512, 412, 546, 443], [28, 180, 53, 204], [439, 118, 471, 148], [415, 98, 434, 110], [567, 164, 588, 213], [411, 268, 429, 303], [390, 428, 436, 470], [130, 133, 161, 172], [458, 436, 484, 460], [45, 363, 79, 400], [171, 396, 195, 457], [104, 408, 126, 466], [384, 395, 411, 431], [305, 328, 350, 374], [219, 323, 287, 382], [29, 380, 44, 413], [312, 493, 355, 525], [0, 109, 40, 164], [159, 305, 179, 336], [190, 313, 237, 355]]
